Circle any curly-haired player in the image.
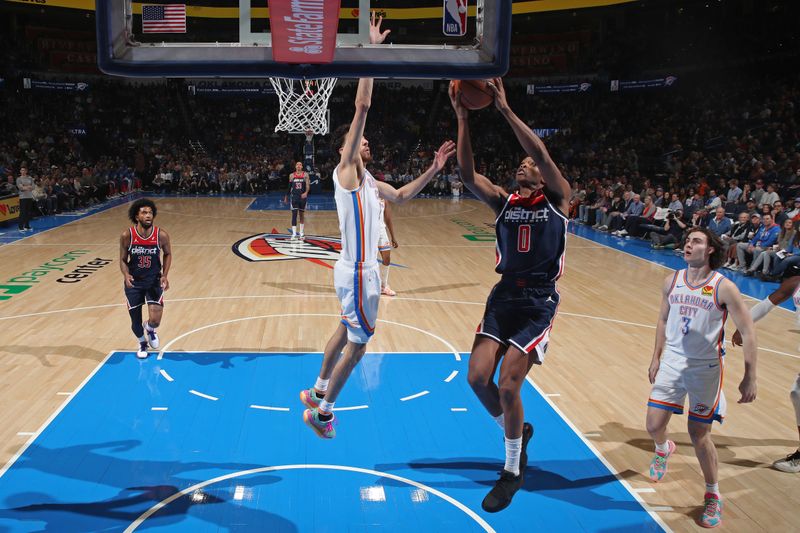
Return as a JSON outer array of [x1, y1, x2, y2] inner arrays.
[[120, 199, 172, 359]]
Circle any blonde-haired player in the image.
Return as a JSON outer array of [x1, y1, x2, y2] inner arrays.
[[298, 12, 455, 439]]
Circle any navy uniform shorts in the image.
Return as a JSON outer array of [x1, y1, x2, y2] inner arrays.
[[124, 278, 164, 309], [476, 277, 559, 363], [290, 195, 307, 211]]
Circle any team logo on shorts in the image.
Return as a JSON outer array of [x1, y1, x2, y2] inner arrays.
[[693, 403, 710, 414], [701, 285, 714, 297], [232, 229, 340, 268]]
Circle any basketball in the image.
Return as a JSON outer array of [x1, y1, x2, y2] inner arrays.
[[454, 79, 494, 110]]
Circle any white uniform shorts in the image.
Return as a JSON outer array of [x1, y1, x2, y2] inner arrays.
[[378, 224, 392, 252], [648, 351, 726, 424], [334, 260, 381, 344]]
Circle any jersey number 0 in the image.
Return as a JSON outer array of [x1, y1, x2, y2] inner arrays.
[[517, 224, 531, 253]]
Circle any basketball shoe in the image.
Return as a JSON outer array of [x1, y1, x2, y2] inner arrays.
[[143, 322, 159, 349], [381, 286, 396, 297], [699, 492, 722, 528], [773, 450, 800, 473], [649, 440, 676, 482], [303, 408, 336, 439], [136, 341, 149, 359], [481, 469, 524, 513], [300, 388, 324, 410]]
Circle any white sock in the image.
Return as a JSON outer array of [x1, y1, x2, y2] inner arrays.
[[291, 225, 297, 236], [493, 413, 505, 430], [319, 399, 335, 414], [705, 483, 720, 496], [144, 321, 155, 333], [381, 264, 390, 286], [314, 377, 329, 393], [504, 436, 522, 476], [299, 223, 304, 235], [655, 440, 670, 454]]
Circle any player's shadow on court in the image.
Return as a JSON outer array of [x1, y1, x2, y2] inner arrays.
[[375, 458, 644, 512], [262, 281, 336, 294], [2, 479, 297, 532], [1, 441, 298, 531], [1, 345, 106, 367], [159, 351, 311, 369], [600, 421, 797, 467], [401, 282, 481, 294]]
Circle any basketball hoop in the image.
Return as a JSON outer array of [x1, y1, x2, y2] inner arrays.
[[269, 77, 337, 135]]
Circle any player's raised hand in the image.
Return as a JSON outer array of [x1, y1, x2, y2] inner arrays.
[[432, 140, 456, 171], [486, 77, 510, 113], [448, 81, 468, 119], [369, 11, 391, 44]]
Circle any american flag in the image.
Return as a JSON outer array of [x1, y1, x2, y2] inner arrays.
[[142, 4, 186, 33]]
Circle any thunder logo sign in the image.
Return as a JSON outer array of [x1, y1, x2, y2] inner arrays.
[[233, 229, 341, 269]]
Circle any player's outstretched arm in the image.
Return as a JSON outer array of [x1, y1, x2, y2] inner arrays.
[[487, 78, 571, 213], [649, 273, 673, 384], [119, 229, 133, 289], [338, 12, 389, 190], [731, 275, 800, 345], [448, 82, 506, 213], [376, 140, 455, 204], [160, 229, 172, 291], [718, 278, 757, 403]]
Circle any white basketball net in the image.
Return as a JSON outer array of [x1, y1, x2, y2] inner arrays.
[[269, 77, 337, 135]]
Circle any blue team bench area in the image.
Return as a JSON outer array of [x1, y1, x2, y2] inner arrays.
[[0, 351, 665, 532]]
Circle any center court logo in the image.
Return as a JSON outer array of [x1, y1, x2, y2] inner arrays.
[[232, 230, 341, 266]]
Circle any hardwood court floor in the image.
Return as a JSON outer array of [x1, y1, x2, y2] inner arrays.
[[0, 196, 797, 532]]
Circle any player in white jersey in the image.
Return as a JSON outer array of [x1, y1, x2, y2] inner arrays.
[[299, 13, 455, 439], [732, 264, 800, 473], [377, 198, 398, 296], [646, 227, 757, 529]]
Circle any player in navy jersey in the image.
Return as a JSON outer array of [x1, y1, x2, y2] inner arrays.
[[450, 79, 571, 512], [284, 162, 310, 240], [119, 199, 172, 359]]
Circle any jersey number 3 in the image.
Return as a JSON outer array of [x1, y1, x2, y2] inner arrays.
[[681, 316, 692, 335], [517, 224, 531, 253]]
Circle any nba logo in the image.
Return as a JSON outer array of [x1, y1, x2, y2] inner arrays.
[[443, 0, 467, 37]]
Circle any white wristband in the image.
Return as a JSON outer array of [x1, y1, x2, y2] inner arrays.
[[750, 298, 775, 323]]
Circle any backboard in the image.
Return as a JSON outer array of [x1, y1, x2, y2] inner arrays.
[[96, 1, 511, 79]]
